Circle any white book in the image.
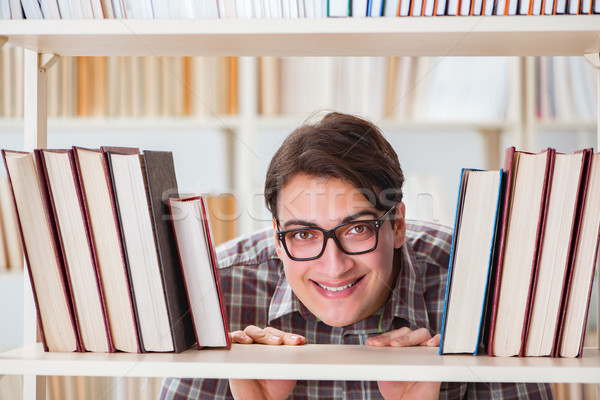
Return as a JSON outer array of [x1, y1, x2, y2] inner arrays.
[[411, 0, 423, 15], [352, 0, 368, 15], [234, 0, 250, 17], [483, 0, 494, 14], [595, 0, 599, 12], [383, 0, 399, 14], [266, 0, 281, 16], [328, 0, 348, 15], [79, 0, 95, 18], [436, 0, 448, 15], [567, 0, 580, 13], [506, 0, 518, 13], [90, 0, 105, 17], [579, 0, 591, 12], [21, 0, 44, 18], [446, 0, 459, 14], [518, 0, 531, 13], [530, 0, 542, 14], [494, 0, 506, 14], [459, 0, 471, 14], [305, 0, 315, 15], [8, 0, 23, 18], [369, 0, 383, 15], [218, 0, 237, 17], [319, 0, 327, 16], [423, 0, 436, 15], [297, 0, 306, 16], [111, 0, 123, 17], [289, 0, 299, 16], [555, 0, 567, 12], [253, 0, 263, 17], [151, 0, 170, 18], [398, 0, 410, 14], [471, 0, 483, 14]]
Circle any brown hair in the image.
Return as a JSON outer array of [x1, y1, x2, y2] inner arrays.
[[264, 111, 404, 220]]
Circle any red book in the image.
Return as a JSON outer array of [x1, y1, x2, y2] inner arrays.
[[2, 150, 83, 352], [486, 147, 553, 357], [38, 149, 114, 353], [557, 151, 600, 357], [169, 196, 230, 349], [524, 149, 589, 357], [72, 146, 141, 353]]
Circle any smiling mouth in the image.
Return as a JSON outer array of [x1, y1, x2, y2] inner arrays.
[[314, 277, 362, 292]]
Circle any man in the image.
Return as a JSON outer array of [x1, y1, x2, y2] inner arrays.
[[160, 112, 553, 399]]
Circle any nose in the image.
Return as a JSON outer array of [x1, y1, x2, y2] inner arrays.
[[317, 236, 354, 278]]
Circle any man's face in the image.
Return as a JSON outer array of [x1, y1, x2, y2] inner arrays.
[[273, 173, 406, 327]]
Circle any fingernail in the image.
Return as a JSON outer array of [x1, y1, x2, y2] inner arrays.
[[271, 335, 281, 341], [290, 335, 298, 341]]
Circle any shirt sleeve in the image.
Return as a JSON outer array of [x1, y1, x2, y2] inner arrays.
[[440, 382, 554, 400], [159, 377, 233, 400]]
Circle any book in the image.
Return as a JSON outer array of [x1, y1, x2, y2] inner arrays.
[[0, 175, 23, 270], [142, 150, 196, 353], [2, 150, 82, 352], [440, 168, 503, 355], [487, 147, 553, 357], [558, 152, 600, 357], [524, 150, 588, 357], [72, 146, 140, 353], [328, 0, 349, 16], [38, 149, 114, 353], [104, 149, 174, 352], [169, 196, 230, 349]]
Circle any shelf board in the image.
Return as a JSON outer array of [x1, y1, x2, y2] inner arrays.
[[2, 343, 600, 383], [1, 16, 600, 57]]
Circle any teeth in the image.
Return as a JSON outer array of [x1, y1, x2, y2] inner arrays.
[[316, 279, 358, 292]]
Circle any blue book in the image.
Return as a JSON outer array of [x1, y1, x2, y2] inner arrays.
[[439, 168, 503, 355]]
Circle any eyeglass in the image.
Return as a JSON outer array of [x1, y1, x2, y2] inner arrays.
[[276, 205, 396, 262]]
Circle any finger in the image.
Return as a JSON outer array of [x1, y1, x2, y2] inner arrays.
[[390, 328, 432, 348], [244, 325, 284, 345], [264, 327, 307, 345], [366, 327, 412, 347], [424, 333, 441, 347], [229, 330, 253, 344]]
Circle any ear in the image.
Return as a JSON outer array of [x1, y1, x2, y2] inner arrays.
[[393, 202, 406, 249], [272, 218, 284, 258]]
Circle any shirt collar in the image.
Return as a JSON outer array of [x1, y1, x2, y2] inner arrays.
[[268, 242, 431, 333]]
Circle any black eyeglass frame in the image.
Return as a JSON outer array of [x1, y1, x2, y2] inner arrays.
[[276, 205, 396, 262]]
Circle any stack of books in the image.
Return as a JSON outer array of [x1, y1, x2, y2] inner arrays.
[[2, 147, 230, 353], [2, 0, 598, 19], [440, 146, 600, 358]]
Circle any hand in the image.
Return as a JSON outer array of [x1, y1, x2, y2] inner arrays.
[[229, 326, 306, 400], [229, 325, 307, 345], [366, 327, 441, 400]]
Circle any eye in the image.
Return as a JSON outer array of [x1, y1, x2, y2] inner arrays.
[[347, 223, 374, 235], [290, 229, 318, 241]]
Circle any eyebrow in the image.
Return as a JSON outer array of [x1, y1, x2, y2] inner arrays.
[[280, 210, 380, 230]]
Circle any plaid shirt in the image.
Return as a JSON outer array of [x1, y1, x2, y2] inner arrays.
[[160, 221, 553, 400]]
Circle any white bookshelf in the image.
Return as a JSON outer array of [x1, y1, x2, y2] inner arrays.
[[0, 16, 599, 399]]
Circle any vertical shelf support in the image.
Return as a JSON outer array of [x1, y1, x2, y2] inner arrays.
[[22, 49, 56, 400], [0, 36, 7, 48], [233, 57, 260, 236]]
